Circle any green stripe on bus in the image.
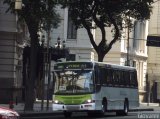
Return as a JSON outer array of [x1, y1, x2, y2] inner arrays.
[[54, 94, 92, 105]]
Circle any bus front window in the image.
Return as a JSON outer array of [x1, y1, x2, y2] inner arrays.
[[54, 70, 94, 94]]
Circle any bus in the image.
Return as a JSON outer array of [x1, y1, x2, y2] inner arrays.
[[52, 61, 139, 117]]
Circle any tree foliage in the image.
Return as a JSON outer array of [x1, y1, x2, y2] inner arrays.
[[62, 0, 154, 61], [3, 0, 60, 111], [4, 0, 60, 31]]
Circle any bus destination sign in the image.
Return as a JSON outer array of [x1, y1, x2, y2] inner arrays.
[[54, 62, 93, 70]]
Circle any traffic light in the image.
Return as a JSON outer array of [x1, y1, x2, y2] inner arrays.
[[50, 48, 69, 61], [147, 35, 160, 47]]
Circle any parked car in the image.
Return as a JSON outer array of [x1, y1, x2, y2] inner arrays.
[[0, 106, 19, 119]]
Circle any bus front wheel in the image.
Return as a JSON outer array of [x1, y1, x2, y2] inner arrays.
[[102, 100, 107, 113], [99, 100, 107, 116]]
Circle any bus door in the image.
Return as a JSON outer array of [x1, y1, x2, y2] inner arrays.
[[94, 66, 101, 92], [94, 66, 103, 110]]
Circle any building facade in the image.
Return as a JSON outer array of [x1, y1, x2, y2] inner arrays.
[[147, 1, 160, 103], [0, 1, 25, 103], [51, 7, 148, 102]]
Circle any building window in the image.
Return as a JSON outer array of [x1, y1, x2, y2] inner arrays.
[[133, 20, 146, 53], [67, 11, 77, 39], [123, 28, 128, 51], [132, 61, 136, 67], [139, 21, 145, 53], [133, 21, 137, 49], [66, 54, 76, 61], [125, 60, 130, 66]]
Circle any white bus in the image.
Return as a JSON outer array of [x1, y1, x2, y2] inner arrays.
[[52, 61, 139, 117]]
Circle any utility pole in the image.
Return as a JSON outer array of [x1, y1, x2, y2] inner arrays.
[[46, 29, 51, 110], [46, 0, 51, 110], [146, 73, 150, 106], [41, 36, 45, 111], [127, 17, 130, 66]]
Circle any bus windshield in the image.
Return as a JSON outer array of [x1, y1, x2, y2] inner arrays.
[[54, 70, 94, 94]]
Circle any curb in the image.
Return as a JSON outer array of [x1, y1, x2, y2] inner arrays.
[[129, 108, 154, 112], [19, 111, 62, 117], [19, 108, 154, 117]]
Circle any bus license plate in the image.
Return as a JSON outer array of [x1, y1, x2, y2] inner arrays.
[[66, 105, 80, 110]]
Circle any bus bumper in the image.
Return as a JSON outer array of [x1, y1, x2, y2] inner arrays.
[[52, 103, 96, 111]]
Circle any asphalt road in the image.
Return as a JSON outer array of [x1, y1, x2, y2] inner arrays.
[[20, 111, 160, 119]]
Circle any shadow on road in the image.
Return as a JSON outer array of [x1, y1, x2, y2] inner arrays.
[[20, 112, 136, 119]]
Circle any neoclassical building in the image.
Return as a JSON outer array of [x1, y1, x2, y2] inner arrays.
[[147, 1, 160, 103], [0, 1, 27, 103]]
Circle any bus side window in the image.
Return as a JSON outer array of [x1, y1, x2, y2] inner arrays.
[[107, 68, 113, 86], [106, 68, 110, 85], [114, 70, 118, 86], [114, 70, 117, 86], [123, 71, 126, 86], [116, 70, 121, 86], [124, 71, 130, 87], [134, 71, 138, 88], [118, 71, 121, 86], [128, 71, 131, 87], [112, 69, 116, 86], [119, 71, 124, 86], [130, 72, 132, 87], [129, 71, 131, 87], [103, 68, 108, 85], [95, 66, 100, 85], [100, 68, 105, 85], [130, 72, 135, 87]]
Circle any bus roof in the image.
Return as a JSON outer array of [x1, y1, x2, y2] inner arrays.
[[94, 61, 136, 70]]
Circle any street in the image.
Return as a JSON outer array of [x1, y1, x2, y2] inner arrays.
[[20, 111, 160, 119]]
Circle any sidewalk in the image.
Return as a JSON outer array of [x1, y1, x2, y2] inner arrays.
[[0, 101, 56, 112], [0, 102, 159, 116], [0, 101, 62, 117], [138, 102, 160, 111]]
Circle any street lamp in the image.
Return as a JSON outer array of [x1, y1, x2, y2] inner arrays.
[[62, 40, 66, 48], [51, 37, 68, 61], [15, 0, 22, 10], [57, 37, 61, 48], [56, 37, 66, 48]]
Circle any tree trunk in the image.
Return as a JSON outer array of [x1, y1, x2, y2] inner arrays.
[[97, 51, 105, 62], [24, 20, 39, 111]]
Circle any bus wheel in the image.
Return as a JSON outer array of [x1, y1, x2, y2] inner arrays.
[[100, 100, 107, 116], [123, 101, 129, 116], [64, 111, 72, 118], [116, 101, 128, 116]]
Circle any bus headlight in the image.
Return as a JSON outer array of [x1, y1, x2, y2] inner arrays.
[[54, 100, 59, 104], [53, 100, 63, 104], [87, 99, 92, 103], [84, 99, 95, 104]]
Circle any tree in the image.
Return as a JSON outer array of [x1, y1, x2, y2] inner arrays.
[[3, 0, 60, 111], [62, 0, 153, 61]]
